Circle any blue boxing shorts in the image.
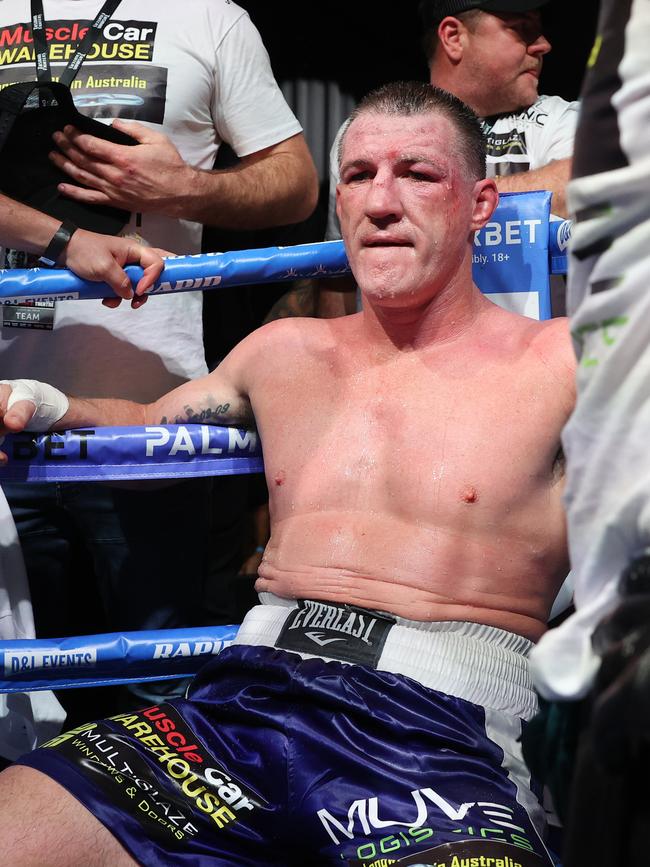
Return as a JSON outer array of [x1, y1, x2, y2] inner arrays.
[[17, 598, 556, 866]]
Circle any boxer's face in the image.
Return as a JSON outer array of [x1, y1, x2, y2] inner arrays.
[[336, 110, 493, 309]]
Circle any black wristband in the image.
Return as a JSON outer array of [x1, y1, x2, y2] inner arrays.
[[38, 220, 78, 267]]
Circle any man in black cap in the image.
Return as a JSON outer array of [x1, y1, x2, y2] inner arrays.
[[318, 0, 578, 318], [419, 0, 576, 219]]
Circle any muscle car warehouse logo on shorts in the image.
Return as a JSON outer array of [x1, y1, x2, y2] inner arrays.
[[40, 703, 266, 849]]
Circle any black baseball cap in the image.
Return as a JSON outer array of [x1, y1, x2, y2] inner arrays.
[[419, 0, 548, 27]]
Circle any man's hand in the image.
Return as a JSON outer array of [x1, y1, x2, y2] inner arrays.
[[50, 120, 191, 217], [0, 380, 34, 444], [0, 380, 61, 464], [0, 380, 71, 464], [0, 379, 68, 432], [62, 229, 167, 309], [50, 123, 318, 230]]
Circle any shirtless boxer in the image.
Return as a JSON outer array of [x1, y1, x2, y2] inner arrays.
[[0, 82, 575, 866]]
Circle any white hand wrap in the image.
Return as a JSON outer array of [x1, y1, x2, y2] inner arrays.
[[0, 379, 69, 431]]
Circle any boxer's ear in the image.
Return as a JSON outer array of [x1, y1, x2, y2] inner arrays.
[[470, 178, 499, 231]]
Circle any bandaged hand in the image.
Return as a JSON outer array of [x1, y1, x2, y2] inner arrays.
[[0, 379, 69, 449]]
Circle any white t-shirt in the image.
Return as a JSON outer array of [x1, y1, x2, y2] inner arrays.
[[481, 94, 579, 176], [0, 1, 303, 400], [325, 93, 579, 242], [0, 488, 65, 759]]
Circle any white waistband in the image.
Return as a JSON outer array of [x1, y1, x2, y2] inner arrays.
[[234, 600, 538, 720]]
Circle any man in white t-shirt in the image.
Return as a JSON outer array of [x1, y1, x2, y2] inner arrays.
[[420, 0, 576, 215], [0, 0, 318, 705], [318, 0, 578, 318]]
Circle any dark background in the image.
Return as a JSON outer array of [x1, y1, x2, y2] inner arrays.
[[239, 1, 599, 104]]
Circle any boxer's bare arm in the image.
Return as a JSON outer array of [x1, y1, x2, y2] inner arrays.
[[0, 766, 137, 866], [0, 333, 259, 462], [0, 371, 251, 435], [144, 362, 254, 429], [532, 316, 578, 407]]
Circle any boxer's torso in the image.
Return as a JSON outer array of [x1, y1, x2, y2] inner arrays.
[[245, 304, 575, 641]]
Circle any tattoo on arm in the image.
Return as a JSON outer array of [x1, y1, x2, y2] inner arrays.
[[159, 403, 231, 424], [158, 396, 256, 428], [180, 403, 232, 423]]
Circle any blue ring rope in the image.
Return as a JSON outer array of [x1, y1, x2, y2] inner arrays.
[[0, 240, 352, 302], [0, 221, 570, 305], [0, 425, 263, 482], [0, 625, 239, 692]]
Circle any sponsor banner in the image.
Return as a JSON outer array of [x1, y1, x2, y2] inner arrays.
[[46, 720, 202, 849], [0, 195, 566, 307], [549, 217, 572, 274], [40, 704, 264, 848], [0, 17, 166, 122], [0, 625, 238, 691], [0, 424, 262, 482], [473, 190, 552, 320], [1, 299, 56, 329], [0, 18, 158, 66], [1, 293, 80, 304], [348, 838, 546, 865], [320, 788, 541, 860], [0, 61, 166, 123]]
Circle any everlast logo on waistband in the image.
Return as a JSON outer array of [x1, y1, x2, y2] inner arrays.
[[276, 600, 394, 667]]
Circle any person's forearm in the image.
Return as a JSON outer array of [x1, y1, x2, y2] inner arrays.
[[0, 195, 64, 254], [56, 397, 146, 430], [0, 194, 165, 299], [166, 138, 318, 229], [494, 158, 572, 218], [59, 370, 253, 433]]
